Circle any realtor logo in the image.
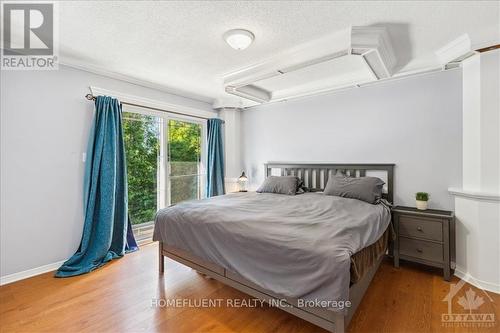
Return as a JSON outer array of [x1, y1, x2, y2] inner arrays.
[[1, 1, 58, 69], [441, 277, 496, 328]]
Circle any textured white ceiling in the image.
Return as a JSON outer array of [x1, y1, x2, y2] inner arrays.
[[58, 1, 500, 105]]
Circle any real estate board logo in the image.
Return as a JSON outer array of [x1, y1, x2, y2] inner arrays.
[[441, 277, 496, 328], [1, 1, 58, 70]]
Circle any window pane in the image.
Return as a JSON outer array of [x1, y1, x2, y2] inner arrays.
[[123, 112, 161, 225], [168, 120, 202, 204], [170, 161, 198, 177], [170, 175, 200, 205]]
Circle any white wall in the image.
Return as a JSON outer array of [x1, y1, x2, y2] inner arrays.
[[452, 50, 500, 293], [241, 69, 463, 210], [219, 108, 242, 192], [462, 56, 482, 190], [0, 65, 215, 279], [479, 50, 500, 193]]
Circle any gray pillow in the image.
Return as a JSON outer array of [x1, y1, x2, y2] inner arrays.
[[257, 176, 300, 195], [323, 176, 385, 204]]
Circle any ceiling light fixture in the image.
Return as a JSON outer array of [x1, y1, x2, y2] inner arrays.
[[223, 29, 254, 50]]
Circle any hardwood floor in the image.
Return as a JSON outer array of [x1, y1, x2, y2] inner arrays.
[[1, 243, 498, 333]]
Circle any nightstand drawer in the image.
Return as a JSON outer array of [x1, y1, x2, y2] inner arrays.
[[399, 216, 443, 241], [399, 237, 443, 263]]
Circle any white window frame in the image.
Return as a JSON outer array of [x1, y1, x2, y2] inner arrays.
[[165, 115, 207, 206], [122, 104, 207, 212]]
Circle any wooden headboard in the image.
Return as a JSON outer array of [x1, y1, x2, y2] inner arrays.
[[264, 162, 395, 203]]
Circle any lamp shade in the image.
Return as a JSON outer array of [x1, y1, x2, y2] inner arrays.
[[238, 171, 248, 192]]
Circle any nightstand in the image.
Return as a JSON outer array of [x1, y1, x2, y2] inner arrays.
[[392, 206, 455, 281]]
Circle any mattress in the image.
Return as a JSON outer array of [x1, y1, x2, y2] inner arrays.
[[153, 192, 391, 307]]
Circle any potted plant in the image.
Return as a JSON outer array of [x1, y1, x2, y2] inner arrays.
[[415, 192, 429, 210]]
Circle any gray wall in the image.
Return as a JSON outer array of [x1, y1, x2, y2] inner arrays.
[[0, 65, 214, 277], [0, 64, 463, 278], [241, 69, 463, 209]]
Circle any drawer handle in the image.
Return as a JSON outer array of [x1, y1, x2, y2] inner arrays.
[[416, 226, 423, 232], [416, 248, 423, 253]]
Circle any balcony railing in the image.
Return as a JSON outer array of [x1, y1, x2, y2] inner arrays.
[[132, 221, 154, 245]]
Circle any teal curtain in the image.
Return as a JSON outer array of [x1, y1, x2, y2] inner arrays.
[[206, 119, 225, 197], [56, 96, 137, 278]]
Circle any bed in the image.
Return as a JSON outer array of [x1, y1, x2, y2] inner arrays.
[[154, 163, 394, 333]]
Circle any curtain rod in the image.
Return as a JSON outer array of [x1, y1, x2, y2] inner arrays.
[[475, 44, 500, 53], [85, 94, 224, 123]]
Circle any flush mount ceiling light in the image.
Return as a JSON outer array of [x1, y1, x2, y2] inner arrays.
[[224, 29, 255, 50]]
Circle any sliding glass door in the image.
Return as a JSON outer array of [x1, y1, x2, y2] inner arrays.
[[168, 119, 204, 205], [122, 109, 205, 242]]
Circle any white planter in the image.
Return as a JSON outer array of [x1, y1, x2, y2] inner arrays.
[[416, 200, 428, 210]]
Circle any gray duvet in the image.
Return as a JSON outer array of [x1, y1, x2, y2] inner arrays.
[[153, 192, 390, 307]]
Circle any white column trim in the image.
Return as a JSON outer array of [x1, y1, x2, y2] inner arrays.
[[449, 187, 500, 202]]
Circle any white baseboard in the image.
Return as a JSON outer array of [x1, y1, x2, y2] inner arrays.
[[454, 267, 500, 294], [0, 260, 65, 286], [2, 260, 498, 296]]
